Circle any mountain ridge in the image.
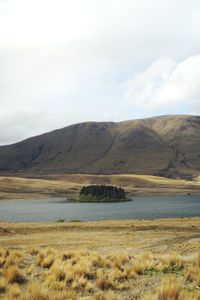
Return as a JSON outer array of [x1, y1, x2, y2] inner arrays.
[[0, 115, 199, 178]]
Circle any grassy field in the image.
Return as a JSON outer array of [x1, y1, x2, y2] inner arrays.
[[0, 173, 200, 200], [0, 218, 200, 299]]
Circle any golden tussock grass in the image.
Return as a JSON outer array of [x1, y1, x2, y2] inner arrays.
[[36, 249, 55, 269], [157, 276, 181, 299], [0, 218, 200, 299], [4, 266, 25, 284], [196, 253, 200, 267], [0, 278, 6, 293], [28, 247, 39, 256], [7, 283, 22, 299], [0, 248, 200, 299], [96, 270, 114, 290], [185, 265, 200, 289], [132, 261, 148, 275]]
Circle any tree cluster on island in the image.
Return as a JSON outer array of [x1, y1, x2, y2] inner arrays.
[[78, 184, 126, 202]]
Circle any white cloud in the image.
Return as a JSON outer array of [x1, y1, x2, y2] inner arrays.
[[1, 0, 200, 144], [123, 55, 200, 115], [0, 0, 89, 47]]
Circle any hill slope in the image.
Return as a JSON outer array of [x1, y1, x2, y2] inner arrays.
[[0, 115, 199, 178]]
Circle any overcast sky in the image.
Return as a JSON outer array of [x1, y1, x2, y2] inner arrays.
[[1, 0, 200, 145]]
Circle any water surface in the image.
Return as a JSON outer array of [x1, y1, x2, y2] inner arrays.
[[0, 195, 200, 222]]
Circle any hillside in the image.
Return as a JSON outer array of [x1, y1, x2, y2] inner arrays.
[[0, 115, 200, 178]]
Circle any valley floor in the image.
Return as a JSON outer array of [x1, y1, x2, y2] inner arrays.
[[0, 173, 200, 200], [0, 218, 200, 299]]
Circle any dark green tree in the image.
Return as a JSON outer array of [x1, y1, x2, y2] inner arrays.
[[79, 185, 126, 202]]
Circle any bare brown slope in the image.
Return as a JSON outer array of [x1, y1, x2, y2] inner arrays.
[[0, 115, 199, 177], [145, 115, 200, 177]]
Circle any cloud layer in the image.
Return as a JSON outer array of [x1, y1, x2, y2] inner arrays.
[[0, 0, 200, 144], [123, 55, 200, 115]]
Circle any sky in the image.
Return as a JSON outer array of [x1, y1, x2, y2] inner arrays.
[[0, 0, 200, 145]]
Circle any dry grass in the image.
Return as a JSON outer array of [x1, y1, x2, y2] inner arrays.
[[0, 247, 199, 299], [4, 266, 25, 284], [0, 173, 200, 200], [157, 276, 181, 299], [0, 218, 200, 299], [36, 250, 55, 269]]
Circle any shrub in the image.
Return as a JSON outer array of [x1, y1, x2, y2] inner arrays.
[[56, 219, 65, 223]]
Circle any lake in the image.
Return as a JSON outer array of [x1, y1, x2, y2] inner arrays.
[[0, 195, 200, 222]]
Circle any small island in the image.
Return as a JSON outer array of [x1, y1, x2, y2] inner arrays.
[[77, 184, 127, 202]]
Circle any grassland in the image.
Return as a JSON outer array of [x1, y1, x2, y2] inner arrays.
[[0, 218, 200, 299], [0, 173, 200, 298], [0, 173, 200, 200]]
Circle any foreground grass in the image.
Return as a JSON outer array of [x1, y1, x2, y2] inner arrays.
[[0, 218, 200, 299], [0, 247, 200, 299]]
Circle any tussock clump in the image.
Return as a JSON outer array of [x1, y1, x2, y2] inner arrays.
[[85, 281, 94, 293], [5, 255, 17, 267], [36, 252, 45, 266], [72, 275, 87, 291], [4, 266, 26, 284], [0, 256, 5, 268], [93, 290, 117, 300], [41, 255, 55, 269], [62, 251, 75, 261], [26, 282, 50, 300], [0, 278, 6, 293], [157, 276, 181, 299], [179, 290, 200, 300], [96, 270, 113, 290], [195, 271, 200, 287], [0, 248, 9, 258], [120, 265, 136, 280], [7, 283, 22, 299], [0, 248, 10, 267], [28, 248, 39, 256], [185, 266, 199, 283], [36, 250, 55, 269], [160, 253, 183, 268], [196, 253, 200, 267], [132, 261, 148, 274], [114, 252, 130, 265], [92, 254, 106, 268], [46, 264, 66, 285], [73, 259, 92, 277], [4, 250, 23, 268], [185, 264, 200, 288]]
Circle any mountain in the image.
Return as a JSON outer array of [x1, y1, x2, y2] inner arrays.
[[0, 115, 200, 178]]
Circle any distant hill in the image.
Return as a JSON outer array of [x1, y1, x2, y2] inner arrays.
[[0, 115, 200, 178]]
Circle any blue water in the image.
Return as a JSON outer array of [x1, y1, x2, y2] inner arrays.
[[0, 195, 200, 222]]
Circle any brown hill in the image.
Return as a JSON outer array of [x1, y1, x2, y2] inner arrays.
[[0, 115, 199, 178]]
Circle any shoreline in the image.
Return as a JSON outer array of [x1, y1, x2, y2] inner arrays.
[[1, 212, 200, 224], [0, 190, 200, 201], [1, 215, 200, 224]]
